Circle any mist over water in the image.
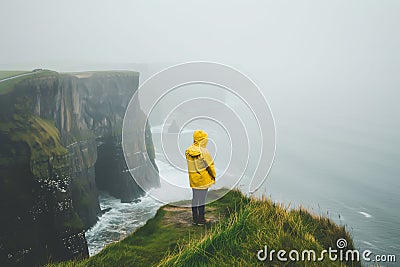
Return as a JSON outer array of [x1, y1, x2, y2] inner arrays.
[[266, 116, 399, 256]]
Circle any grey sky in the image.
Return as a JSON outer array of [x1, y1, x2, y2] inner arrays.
[[1, 1, 399, 68]]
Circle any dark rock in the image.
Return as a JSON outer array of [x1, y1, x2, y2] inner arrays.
[[100, 207, 112, 215]]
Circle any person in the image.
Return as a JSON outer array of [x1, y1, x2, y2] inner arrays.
[[185, 130, 216, 225]]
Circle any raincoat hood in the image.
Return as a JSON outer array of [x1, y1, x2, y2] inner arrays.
[[193, 130, 208, 147], [185, 130, 208, 157]]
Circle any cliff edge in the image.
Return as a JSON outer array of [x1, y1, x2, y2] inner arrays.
[[49, 189, 360, 267]]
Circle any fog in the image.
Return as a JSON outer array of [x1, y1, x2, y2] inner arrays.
[[2, 1, 399, 67], [1, 1, 399, 120]]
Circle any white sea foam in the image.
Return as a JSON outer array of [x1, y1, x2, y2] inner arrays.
[[358, 211, 372, 218], [85, 192, 162, 256]]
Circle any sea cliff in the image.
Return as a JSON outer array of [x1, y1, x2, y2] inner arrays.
[[0, 70, 159, 266]]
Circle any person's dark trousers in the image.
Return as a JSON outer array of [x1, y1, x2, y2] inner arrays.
[[192, 188, 208, 223]]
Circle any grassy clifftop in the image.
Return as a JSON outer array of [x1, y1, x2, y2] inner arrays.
[[0, 70, 31, 80], [0, 70, 58, 95], [49, 189, 359, 267]]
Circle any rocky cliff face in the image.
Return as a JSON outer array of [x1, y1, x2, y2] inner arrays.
[[0, 71, 159, 266]]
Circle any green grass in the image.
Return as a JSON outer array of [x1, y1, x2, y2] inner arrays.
[[0, 70, 57, 95], [47, 189, 359, 267], [12, 115, 67, 160], [0, 113, 68, 166], [0, 70, 30, 80]]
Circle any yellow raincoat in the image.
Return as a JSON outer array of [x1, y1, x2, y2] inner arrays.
[[185, 130, 216, 189]]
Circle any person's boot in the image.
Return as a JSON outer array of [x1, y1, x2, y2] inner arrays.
[[197, 205, 207, 225], [192, 206, 198, 225]]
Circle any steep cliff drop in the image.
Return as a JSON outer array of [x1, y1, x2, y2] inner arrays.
[[0, 70, 159, 266]]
